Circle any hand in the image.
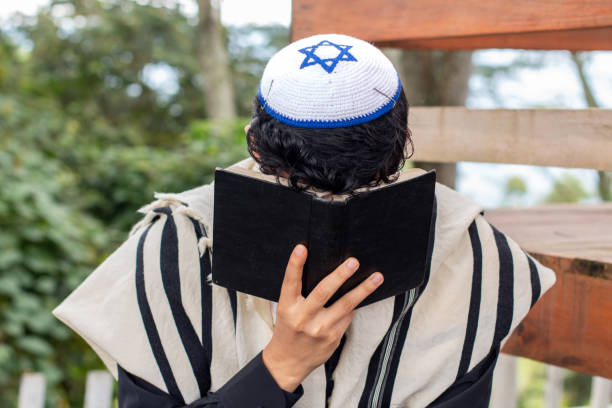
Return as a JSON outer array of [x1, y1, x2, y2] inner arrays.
[[262, 244, 384, 392]]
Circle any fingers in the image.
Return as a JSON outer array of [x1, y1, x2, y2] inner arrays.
[[279, 244, 307, 303], [304, 257, 360, 311], [325, 272, 383, 319], [333, 309, 357, 337], [244, 124, 251, 134]]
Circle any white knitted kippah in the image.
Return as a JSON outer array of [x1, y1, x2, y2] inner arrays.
[[258, 33, 402, 128]]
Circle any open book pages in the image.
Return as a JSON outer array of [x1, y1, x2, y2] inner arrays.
[[222, 164, 428, 201]]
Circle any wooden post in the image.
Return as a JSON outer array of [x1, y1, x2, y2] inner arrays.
[[18, 373, 46, 408], [590, 377, 612, 408], [544, 365, 564, 408], [83, 370, 114, 408], [491, 354, 517, 408]]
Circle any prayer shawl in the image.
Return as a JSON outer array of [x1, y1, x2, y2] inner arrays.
[[53, 156, 556, 407]]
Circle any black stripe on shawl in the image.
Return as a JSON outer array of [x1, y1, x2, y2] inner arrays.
[[154, 206, 211, 397], [189, 217, 213, 392], [456, 219, 483, 379], [490, 223, 514, 346], [227, 289, 238, 331], [379, 193, 438, 407], [525, 251, 541, 309], [325, 334, 347, 408], [135, 214, 184, 403], [358, 193, 438, 408]]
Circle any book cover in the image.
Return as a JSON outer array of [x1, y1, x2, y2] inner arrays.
[[211, 165, 436, 308]]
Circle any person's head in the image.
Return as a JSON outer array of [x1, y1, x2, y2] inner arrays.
[[246, 33, 414, 195]]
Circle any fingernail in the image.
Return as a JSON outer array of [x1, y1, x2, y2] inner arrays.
[[347, 259, 358, 270], [295, 245, 305, 256], [370, 273, 383, 284]]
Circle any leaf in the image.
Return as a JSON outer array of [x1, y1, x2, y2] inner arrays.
[[17, 336, 54, 357], [0, 250, 21, 269], [0, 275, 20, 295]]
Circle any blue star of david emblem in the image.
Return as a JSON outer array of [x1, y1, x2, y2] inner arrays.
[[298, 40, 358, 74]]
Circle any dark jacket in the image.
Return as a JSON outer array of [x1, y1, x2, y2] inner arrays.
[[117, 345, 500, 408]]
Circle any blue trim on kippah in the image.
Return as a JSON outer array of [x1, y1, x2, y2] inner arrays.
[[258, 73, 402, 129]]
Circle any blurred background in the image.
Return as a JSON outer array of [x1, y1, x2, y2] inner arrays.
[[0, 0, 610, 406]]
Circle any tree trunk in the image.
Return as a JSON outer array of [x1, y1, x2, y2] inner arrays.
[[384, 50, 473, 188], [196, 0, 236, 120]]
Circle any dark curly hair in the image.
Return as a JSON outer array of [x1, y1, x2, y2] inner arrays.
[[246, 87, 414, 195]]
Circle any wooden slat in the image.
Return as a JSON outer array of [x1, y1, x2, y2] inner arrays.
[[590, 377, 612, 408], [84, 370, 113, 408], [490, 354, 517, 408], [483, 203, 612, 266], [545, 366, 564, 408], [408, 108, 612, 171], [384, 27, 612, 50], [18, 373, 46, 408], [292, 0, 612, 50], [485, 204, 612, 377]]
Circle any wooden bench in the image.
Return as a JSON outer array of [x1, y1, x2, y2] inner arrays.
[[292, 1, 612, 406]]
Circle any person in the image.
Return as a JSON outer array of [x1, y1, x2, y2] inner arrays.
[[53, 33, 556, 407]]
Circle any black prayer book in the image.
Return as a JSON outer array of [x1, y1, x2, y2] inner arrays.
[[211, 164, 437, 309]]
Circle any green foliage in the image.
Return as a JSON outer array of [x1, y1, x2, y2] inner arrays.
[[0, 92, 250, 407], [501, 175, 528, 206], [515, 358, 592, 408], [543, 173, 590, 204], [505, 176, 527, 196], [1, 0, 288, 406], [19, 0, 204, 143], [0, 126, 108, 407], [562, 370, 592, 407], [517, 358, 547, 408]]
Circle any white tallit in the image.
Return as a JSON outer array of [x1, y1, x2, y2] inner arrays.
[[53, 156, 556, 407]]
